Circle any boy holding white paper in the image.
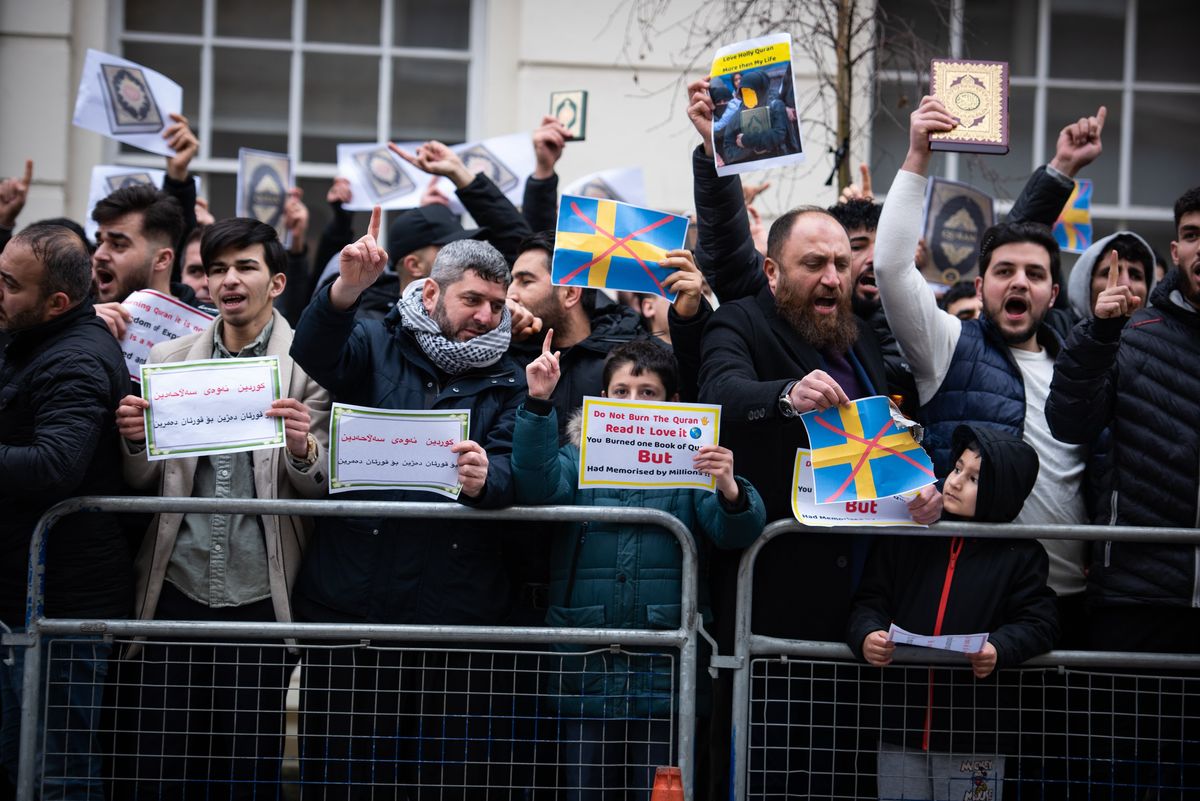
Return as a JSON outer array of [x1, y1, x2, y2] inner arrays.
[[513, 336, 765, 800], [847, 424, 1058, 798]]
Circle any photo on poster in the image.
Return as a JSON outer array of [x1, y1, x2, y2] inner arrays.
[[352, 146, 417, 204], [709, 33, 805, 177], [549, 90, 588, 141], [236, 148, 291, 243], [458, 143, 519, 194], [105, 171, 156, 194], [99, 63, 164, 134]]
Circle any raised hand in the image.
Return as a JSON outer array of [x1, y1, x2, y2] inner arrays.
[[1094, 248, 1142, 319], [839, 164, 874, 204], [115, 394, 151, 442], [390, 141, 474, 189], [265, 398, 314, 460], [164, 113, 198, 181], [742, 181, 772, 206], [419, 176, 452, 208], [686, 77, 716, 156], [902, 96, 958, 176], [284, 187, 309, 254], [532, 115, 571, 179], [0, 159, 32, 229], [862, 630, 895, 667], [507, 298, 543, 342], [326, 176, 352, 206], [330, 205, 389, 311], [659, 248, 704, 320], [194, 196, 216, 226], [451, 440, 489, 498], [788, 369, 850, 413], [692, 444, 739, 501], [525, 328, 561, 400], [1049, 106, 1106, 178]]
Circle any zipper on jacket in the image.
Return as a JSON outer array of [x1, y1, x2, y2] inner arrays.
[[1194, 453, 1200, 607], [924, 537, 963, 751]]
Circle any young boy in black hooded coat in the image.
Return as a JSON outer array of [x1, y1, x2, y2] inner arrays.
[[847, 423, 1059, 799]]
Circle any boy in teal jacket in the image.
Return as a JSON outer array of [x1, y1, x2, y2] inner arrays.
[[513, 334, 766, 800]]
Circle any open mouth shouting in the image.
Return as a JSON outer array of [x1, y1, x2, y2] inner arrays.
[[813, 293, 840, 314], [93, 266, 117, 300], [856, 269, 878, 299], [219, 292, 247, 314], [1003, 295, 1029, 322]]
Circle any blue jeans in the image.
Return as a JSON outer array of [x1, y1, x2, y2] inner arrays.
[[0, 630, 111, 800]]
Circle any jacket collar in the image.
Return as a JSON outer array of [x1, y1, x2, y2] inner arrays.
[[4, 299, 96, 361]]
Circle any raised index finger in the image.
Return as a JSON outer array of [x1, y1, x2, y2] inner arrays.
[[367, 206, 381, 241], [1094, 105, 1108, 136], [1105, 249, 1120, 291], [542, 328, 554, 355], [860, 164, 873, 195], [21, 159, 33, 187]]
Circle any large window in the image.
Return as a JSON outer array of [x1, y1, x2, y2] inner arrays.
[[112, 0, 482, 248], [872, 0, 1200, 259]]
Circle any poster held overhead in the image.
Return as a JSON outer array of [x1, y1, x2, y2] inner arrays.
[[236, 148, 292, 247], [73, 49, 183, 157], [550, 90, 588, 141], [709, 33, 805, 176]]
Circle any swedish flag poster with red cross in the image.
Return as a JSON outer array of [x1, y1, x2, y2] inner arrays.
[[799, 395, 936, 505], [551, 194, 689, 300]]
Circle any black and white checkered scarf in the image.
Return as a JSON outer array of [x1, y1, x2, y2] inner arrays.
[[396, 280, 511, 375]]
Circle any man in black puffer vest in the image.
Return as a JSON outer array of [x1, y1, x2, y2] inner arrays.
[[1047, 186, 1200, 652]]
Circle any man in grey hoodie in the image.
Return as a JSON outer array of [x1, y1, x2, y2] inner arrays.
[[1065, 231, 1155, 323]]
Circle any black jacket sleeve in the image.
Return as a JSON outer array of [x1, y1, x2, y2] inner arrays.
[[988, 543, 1060, 667], [697, 302, 792, 423], [1046, 315, 1122, 445], [691, 145, 767, 303], [847, 538, 898, 660], [1006, 165, 1074, 227], [456, 173, 533, 265], [289, 284, 374, 397], [314, 202, 355, 287], [276, 247, 315, 326], [521, 174, 559, 234], [668, 298, 712, 403], [161, 174, 197, 241]]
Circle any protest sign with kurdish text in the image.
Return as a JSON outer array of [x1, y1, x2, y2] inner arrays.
[[329, 404, 469, 498]]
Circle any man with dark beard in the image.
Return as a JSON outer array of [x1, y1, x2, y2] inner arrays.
[[696, 207, 941, 799]]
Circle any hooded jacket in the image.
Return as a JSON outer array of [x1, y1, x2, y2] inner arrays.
[[848, 424, 1059, 752], [1066, 231, 1156, 323], [511, 401, 765, 717], [1047, 268, 1200, 608]]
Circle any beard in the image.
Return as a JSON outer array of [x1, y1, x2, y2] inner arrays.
[[981, 295, 1047, 346], [775, 277, 859, 354], [431, 295, 489, 341]]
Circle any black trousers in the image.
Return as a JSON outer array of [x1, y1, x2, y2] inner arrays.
[[111, 583, 295, 800], [297, 644, 518, 801]]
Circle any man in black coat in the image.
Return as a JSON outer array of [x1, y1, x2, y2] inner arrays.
[[0, 223, 132, 797], [1047, 185, 1200, 653]]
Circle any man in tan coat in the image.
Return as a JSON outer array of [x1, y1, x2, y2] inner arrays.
[[114, 217, 329, 799]]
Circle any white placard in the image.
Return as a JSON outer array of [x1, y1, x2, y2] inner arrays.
[[888, 623, 989, 655], [140, 357, 284, 460], [790, 449, 923, 528], [336, 142, 427, 211], [120, 289, 214, 381], [578, 397, 720, 491], [329, 403, 469, 498], [73, 49, 183, 157], [85, 166, 202, 242], [562, 167, 647, 207]]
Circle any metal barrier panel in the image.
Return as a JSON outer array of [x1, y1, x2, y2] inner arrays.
[[729, 519, 1200, 801], [12, 497, 703, 801]]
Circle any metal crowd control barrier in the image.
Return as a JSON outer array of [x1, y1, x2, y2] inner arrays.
[[9, 496, 704, 801], [727, 519, 1200, 801]]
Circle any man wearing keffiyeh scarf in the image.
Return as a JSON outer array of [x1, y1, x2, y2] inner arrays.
[[289, 207, 529, 793]]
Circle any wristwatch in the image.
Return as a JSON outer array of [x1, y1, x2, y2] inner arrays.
[[778, 380, 800, 418]]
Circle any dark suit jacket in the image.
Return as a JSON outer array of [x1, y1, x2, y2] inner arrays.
[[698, 284, 892, 640]]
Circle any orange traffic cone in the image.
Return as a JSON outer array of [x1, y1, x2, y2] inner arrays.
[[651, 765, 684, 800]]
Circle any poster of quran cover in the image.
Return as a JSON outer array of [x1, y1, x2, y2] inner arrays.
[[563, 167, 647, 207], [921, 176, 996, 285], [336, 143, 421, 209], [85, 166, 202, 242], [929, 59, 1010, 155], [73, 49, 183, 157], [550, 90, 588, 141], [426, 132, 534, 216], [236, 148, 291, 246]]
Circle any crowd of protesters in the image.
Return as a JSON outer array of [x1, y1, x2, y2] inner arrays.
[[0, 70, 1196, 801]]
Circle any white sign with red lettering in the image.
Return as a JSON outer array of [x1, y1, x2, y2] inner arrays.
[[791, 449, 924, 527], [119, 289, 214, 381], [578, 397, 721, 492]]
